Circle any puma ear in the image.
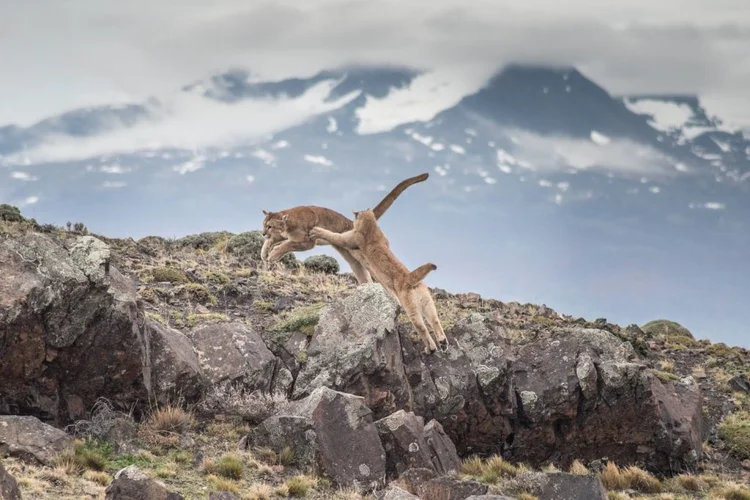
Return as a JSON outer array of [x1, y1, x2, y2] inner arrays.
[[352, 210, 359, 218], [281, 214, 289, 222], [262, 210, 269, 216]]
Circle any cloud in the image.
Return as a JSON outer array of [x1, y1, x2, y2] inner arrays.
[[502, 129, 684, 178], [102, 181, 127, 188], [4, 79, 360, 165], [1, 0, 749, 128], [19, 196, 39, 207], [10, 171, 39, 182]]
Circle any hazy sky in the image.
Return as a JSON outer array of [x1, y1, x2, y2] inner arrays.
[[3, 0, 750, 128]]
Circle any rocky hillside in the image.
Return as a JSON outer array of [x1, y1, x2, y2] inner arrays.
[[1, 210, 749, 500]]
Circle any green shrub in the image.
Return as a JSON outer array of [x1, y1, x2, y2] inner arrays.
[[641, 319, 694, 340], [719, 411, 750, 460], [303, 255, 340, 275], [175, 231, 233, 251], [226, 230, 298, 267], [0, 204, 24, 222], [152, 267, 189, 284]]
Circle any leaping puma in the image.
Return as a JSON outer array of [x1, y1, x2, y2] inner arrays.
[[310, 208, 448, 354], [260, 173, 429, 284]]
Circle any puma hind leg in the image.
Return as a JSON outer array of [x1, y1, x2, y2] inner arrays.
[[421, 290, 448, 350], [334, 246, 372, 284], [400, 289, 437, 353]]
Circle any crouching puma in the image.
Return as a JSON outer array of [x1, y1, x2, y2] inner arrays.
[[260, 173, 428, 284], [310, 208, 448, 354]]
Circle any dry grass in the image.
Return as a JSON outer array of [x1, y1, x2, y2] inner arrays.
[[286, 474, 317, 496], [569, 459, 589, 475], [83, 470, 112, 486], [460, 454, 520, 485], [203, 453, 244, 480], [658, 360, 675, 372], [711, 484, 750, 500], [144, 404, 195, 433], [719, 411, 750, 459]]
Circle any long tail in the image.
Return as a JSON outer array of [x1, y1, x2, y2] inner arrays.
[[371, 173, 429, 220], [407, 263, 437, 287]]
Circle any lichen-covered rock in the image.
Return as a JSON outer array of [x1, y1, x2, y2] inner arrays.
[[0, 415, 73, 465], [293, 283, 411, 418], [0, 463, 21, 500], [0, 233, 148, 422], [190, 322, 278, 393], [375, 410, 435, 479], [537, 473, 607, 500], [287, 387, 386, 492], [242, 416, 318, 468], [147, 319, 204, 404], [382, 485, 420, 500], [105, 465, 184, 499], [423, 419, 461, 475], [415, 476, 488, 500]]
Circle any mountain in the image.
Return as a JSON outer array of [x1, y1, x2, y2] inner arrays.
[[1, 64, 749, 347]]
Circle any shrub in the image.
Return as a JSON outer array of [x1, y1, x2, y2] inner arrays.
[[213, 454, 244, 480], [197, 385, 291, 424], [569, 459, 589, 475], [719, 411, 750, 459], [179, 283, 216, 305], [641, 319, 694, 340], [144, 404, 194, 434], [271, 303, 326, 337], [175, 231, 233, 251], [151, 267, 189, 284], [0, 204, 24, 222], [285, 475, 315, 497], [303, 255, 340, 275]]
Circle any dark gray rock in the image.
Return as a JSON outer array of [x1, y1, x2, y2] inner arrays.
[[423, 419, 461, 475], [0, 463, 21, 500], [375, 410, 434, 479], [0, 233, 149, 423], [147, 319, 204, 404], [382, 485, 419, 500], [105, 466, 184, 499], [537, 472, 607, 500], [242, 415, 318, 468], [0, 415, 73, 465], [288, 387, 386, 493], [190, 322, 277, 392], [394, 467, 438, 495], [729, 374, 750, 394], [415, 476, 488, 500]]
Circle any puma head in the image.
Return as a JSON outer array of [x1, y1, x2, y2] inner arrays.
[[352, 208, 375, 230], [262, 210, 288, 238]]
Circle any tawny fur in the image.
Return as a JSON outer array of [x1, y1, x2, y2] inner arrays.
[[310, 209, 448, 353], [260, 173, 429, 284]]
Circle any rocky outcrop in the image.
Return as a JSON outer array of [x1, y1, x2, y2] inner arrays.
[[243, 387, 386, 493], [0, 233, 149, 422], [105, 466, 184, 500], [0, 463, 21, 500], [414, 476, 488, 500], [0, 233, 292, 423], [289, 284, 704, 474], [0, 415, 73, 465]]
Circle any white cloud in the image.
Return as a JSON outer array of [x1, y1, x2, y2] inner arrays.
[[20, 196, 39, 206], [100, 164, 132, 174], [246, 175, 255, 183], [10, 171, 39, 182], [690, 201, 726, 210], [507, 129, 680, 177], [5, 79, 360, 166], [173, 156, 207, 175]]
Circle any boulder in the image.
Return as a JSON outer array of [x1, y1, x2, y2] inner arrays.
[[147, 319, 204, 404], [729, 374, 750, 394], [105, 466, 184, 499], [393, 467, 437, 495], [0, 415, 73, 465], [415, 476, 488, 500], [506, 329, 704, 472], [465, 496, 518, 500], [375, 410, 435, 479], [282, 387, 387, 492], [0, 463, 21, 500], [189, 322, 278, 393], [537, 473, 607, 500], [423, 419, 461, 475], [292, 283, 412, 418], [382, 485, 420, 500], [241, 416, 317, 468], [0, 233, 148, 422]]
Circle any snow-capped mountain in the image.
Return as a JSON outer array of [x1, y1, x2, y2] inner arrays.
[[2, 64, 749, 346]]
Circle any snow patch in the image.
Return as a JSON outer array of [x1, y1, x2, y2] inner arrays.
[[590, 131, 611, 145], [304, 154, 333, 167], [10, 171, 39, 182], [252, 149, 275, 165], [327, 117, 338, 133]]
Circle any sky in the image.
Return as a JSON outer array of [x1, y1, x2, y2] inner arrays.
[[2, 0, 750, 348], [2, 0, 750, 129]]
